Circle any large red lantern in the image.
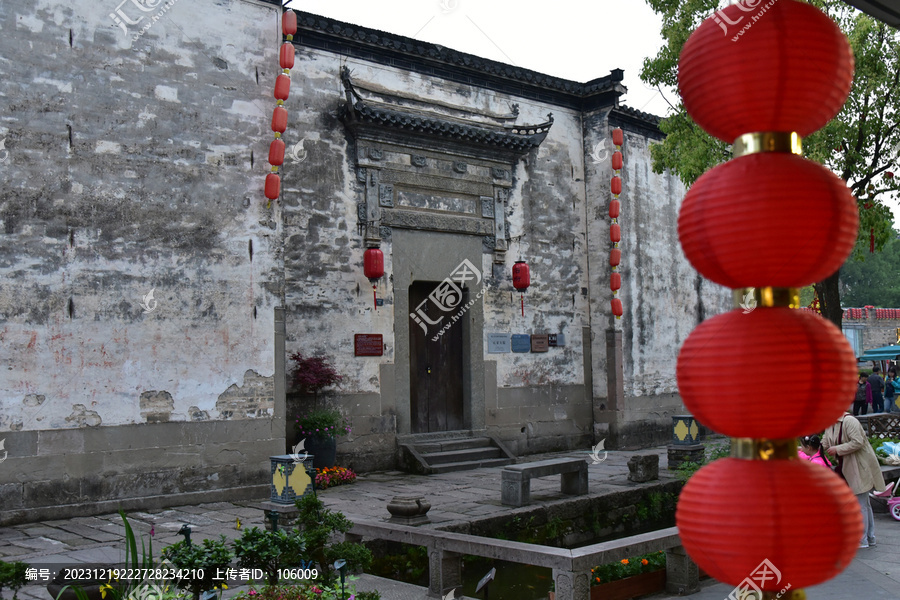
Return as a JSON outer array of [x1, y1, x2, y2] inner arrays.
[[610, 272, 621, 291], [679, 0, 853, 142], [282, 9, 297, 37], [611, 298, 623, 317], [274, 74, 291, 101], [271, 106, 288, 134], [611, 128, 623, 147], [678, 153, 858, 288], [678, 458, 861, 589], [677, 308, 857, 438], [364, 248, 384, 310], [609, 248, 620, 267], [264, 173, 280, 200], [268, 139, 285, 166], [611, 151, 623, 171], [279, 42, 295, 70], [610, 176, 622, 196], [610, 224, 621, 243], [608, 199, 620, 219], [513, 261, 530, 316]]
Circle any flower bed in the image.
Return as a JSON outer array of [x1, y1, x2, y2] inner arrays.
[[316, 466, 357, 489], [591, 551, 666, 586]]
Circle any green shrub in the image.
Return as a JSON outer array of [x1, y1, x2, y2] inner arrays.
[[294, 494, 372, 586], [590, 551, 666, 586], [233, 527, 307, 585], [161, 537, 233, 600], [0, 561, 28, 600]]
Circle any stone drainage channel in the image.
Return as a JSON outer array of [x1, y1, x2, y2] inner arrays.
[[355, 478, 690, 600]]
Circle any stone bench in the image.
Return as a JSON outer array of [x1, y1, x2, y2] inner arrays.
[[501, 457, 588, 507]]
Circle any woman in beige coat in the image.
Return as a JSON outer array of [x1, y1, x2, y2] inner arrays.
[[822, 411, 886, 548]]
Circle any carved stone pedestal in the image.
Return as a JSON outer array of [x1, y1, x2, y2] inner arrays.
[[387, 495, 431, 525]]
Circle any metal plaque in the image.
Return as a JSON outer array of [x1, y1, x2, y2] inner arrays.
[[531, 334, 549, 353], [487, 333, 510, 354], [354, 334, 383, 356], [511, 334, 531, 353], [548, 333, 566, 347]]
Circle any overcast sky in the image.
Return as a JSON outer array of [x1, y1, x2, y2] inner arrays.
[[288, 0, 900, 224]]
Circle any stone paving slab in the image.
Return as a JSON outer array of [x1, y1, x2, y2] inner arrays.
[[52, 523, 121, 543]]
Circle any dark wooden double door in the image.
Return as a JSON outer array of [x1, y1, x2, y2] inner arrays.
[[409, 281, 465, 433]]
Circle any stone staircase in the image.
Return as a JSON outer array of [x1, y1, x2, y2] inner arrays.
[[398, 432, 516, 474]]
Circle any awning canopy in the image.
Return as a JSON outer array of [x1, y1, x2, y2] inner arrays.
[[858, 344, 900, 361]]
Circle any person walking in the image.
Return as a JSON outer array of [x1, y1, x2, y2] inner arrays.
[[886, 371, 899, 414], [868, 365, 885, 413], [852, 373, 869, 416], [823, 412, 886, 548]]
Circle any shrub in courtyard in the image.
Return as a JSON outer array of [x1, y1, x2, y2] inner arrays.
[[161, 537, 233, 600], [0, 561, 28, 600], [294, 494, 372, 585], [233, 527, 307, 585], [590, 551, 666, 585]]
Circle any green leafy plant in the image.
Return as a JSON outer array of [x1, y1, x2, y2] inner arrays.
[[590, 551, 666, 586], [676, 441, 730, 483], [294, 494, 372, 586], [233, 580, 378, 600], [295, 408, 351, 441], [0, 561, 28, 600], [233, 527, 307, 585], [161, 537, 233, 600]]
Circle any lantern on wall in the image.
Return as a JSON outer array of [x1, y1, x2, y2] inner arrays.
[[610, 128, 624, 320], [262, 9, 297, 206], [364, 247, 384, 310], [513, 261, 530, 317], [674, 0, 859, 593]]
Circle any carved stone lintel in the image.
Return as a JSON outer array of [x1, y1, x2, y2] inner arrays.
[[491, 167, 510, 180], [411, 155, 427, 167], [368, 147, 384, 160], [453, 161, 467, 174]]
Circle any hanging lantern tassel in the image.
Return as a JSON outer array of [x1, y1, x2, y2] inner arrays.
[[512, 261, 530, 317]]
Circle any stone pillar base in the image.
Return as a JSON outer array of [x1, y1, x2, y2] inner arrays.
[[667, 443, 704, 470], [261, 501, 300, 531], [666, 545, 699, 595]]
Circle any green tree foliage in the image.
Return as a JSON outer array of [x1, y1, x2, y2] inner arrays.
[[840, 231, 900, 306], [641, 0, 900, 326]]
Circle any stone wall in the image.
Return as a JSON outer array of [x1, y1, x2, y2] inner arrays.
[[0, 0, 285, 524]]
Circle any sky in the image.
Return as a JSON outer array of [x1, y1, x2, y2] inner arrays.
[[287, 0, 900, 224]]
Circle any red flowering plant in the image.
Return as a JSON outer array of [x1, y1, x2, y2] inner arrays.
[[316, 466, 357, 489]]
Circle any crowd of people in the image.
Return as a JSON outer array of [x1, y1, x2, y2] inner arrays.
[[852, 364, 899, 415]]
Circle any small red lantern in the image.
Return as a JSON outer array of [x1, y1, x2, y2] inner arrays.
[[268, 139, 285, 166], [678, 459, 860, 589], [610, 176, 622, 196], [609, 248, 621, 267], [611, 298, 623, 317], [364, 248, 385, 310], [279, 42, 295, 70], [274, 74, 291, 101], [264, 173, 281, 200], [609, 200, 620, 219], [679, 0, 853, 142], [513, 261, 530, 316], [611, 151, 623, 171], [612, 128, 624, 147], [610, 224, 621, 243], [610, 272, 621, 291], [271, 106, 288, 134], [282, 9, 297, 37]]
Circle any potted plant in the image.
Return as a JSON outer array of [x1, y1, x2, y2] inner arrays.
[[288, 352, 342, 407], [295, 407, 351, 469]]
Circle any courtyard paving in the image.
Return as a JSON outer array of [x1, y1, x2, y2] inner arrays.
[[2, 446, 899, 600]]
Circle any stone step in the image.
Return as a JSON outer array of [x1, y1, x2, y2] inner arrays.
[[419, 446, 502, 465], [429, 457, 515, 474], [414, 437, 492, 454]]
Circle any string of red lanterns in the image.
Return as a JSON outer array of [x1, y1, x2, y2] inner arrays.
[[264, 9, 297, 207], [675, 0, 860, 593], [610, 128, 624, 319]]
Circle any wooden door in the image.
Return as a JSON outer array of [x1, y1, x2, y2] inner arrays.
[[409, 281, 465, 433]]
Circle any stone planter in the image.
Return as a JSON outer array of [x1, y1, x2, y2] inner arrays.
[[386, 495, 431, 525], [550, 570, 666, 600], [305, 435, 337, 469]]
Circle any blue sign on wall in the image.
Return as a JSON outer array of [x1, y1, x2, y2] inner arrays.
[[511, 334, 531, 353]]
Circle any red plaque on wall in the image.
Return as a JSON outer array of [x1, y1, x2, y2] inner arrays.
[[354, 334, 383, 356]]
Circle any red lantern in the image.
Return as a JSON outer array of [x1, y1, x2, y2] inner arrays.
[[512, 261, 530, 290], [609, 248, 621, 267], [610, 176, 622, 196], [364, 248, 384, 280], [274, 74, 291, 101], [678, 153, 858, 288], [513, 261, 530, 317], [271, 106, 288, 134], [612, 128, 624, 147], [282, 9, 297, 37], [677, 308, 856, 439], [679, 0, 853, 142], [610, 224, 621, 243], [279, 42, 295, 70], [678, 459, 861, 589], [611, 298, 623, 317], [268, 139, 285, 166], [264, 173, 281, 200], [610, 272, 621, 291], [611, 151, 623, 171], [609, 199, 620, 219]]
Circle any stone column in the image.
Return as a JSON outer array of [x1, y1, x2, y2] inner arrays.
[[428, 545, 462, 598], [551, 569, 590, 600], [666, 545, 700, 595]]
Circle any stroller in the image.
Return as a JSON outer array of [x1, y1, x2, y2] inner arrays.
[[871, 480, 900, 521]]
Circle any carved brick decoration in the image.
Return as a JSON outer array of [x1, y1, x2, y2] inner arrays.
[[411, 155, 427, 167]]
